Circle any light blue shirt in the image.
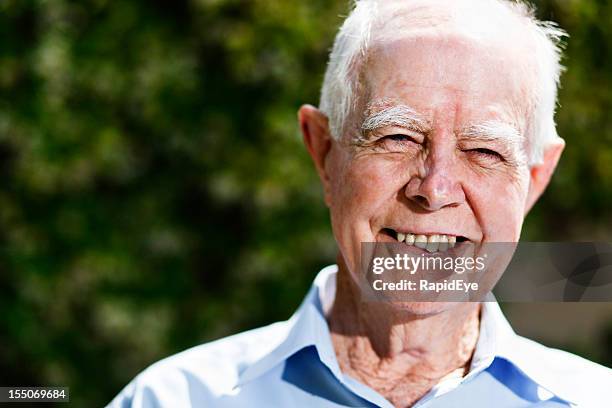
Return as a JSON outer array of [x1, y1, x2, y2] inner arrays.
[[109, 265, 612, 407]]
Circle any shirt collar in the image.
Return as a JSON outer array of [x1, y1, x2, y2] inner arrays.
[[482, 301, 579, 405], [237, 265, 342, 386], [237, 265, 578, 405]]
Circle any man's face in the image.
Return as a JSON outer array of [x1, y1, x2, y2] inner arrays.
[[324, 32, 536, 307]]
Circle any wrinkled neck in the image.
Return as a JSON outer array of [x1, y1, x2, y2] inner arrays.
[[328, 255, 480, 367]]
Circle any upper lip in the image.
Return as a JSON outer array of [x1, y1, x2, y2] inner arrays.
[[395, 230, 462, 237], [386, 227, 473, 241]]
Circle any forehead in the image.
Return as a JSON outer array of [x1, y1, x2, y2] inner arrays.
[[363, 30, 536, 126]]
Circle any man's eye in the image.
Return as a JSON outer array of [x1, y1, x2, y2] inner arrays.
[[467, 148, 503, 161], [381, 134, 416, 143]]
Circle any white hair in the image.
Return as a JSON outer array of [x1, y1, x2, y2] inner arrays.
[[319, 0, 567, 165]]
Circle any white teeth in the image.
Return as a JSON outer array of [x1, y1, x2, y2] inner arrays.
[[414, 235, 427, 249], [426, 234, 439, 253], [438, 235, 449, 252], [392, 231, 461, 251]]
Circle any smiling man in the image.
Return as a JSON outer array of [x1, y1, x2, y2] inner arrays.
[[109, 1, 612, 407]]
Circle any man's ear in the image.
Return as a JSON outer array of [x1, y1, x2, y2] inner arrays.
[[298, 104, 334, 206], [525, 139, 565, 215]]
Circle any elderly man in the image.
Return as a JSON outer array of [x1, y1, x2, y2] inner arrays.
[[109, 0, 612, 407]]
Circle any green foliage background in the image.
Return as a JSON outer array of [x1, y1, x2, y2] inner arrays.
[[0, 0, 610, 405]]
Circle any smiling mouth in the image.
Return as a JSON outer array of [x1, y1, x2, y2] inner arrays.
[[382, 228, 469, 253]]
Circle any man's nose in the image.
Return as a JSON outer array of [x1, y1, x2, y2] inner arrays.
[[404, 159, 465, 212]]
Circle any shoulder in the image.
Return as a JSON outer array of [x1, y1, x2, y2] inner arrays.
[[513, 334, 612, 381], [510, 334, 612, 405], [107, 320, 290, 407]]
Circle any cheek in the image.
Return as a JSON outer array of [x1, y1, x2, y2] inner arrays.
[[327, 155, 407, 269], [472, 170, 530, 240], [331, 156, 404, 224]]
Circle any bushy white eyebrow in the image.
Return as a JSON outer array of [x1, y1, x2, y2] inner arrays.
[[460, 121, 522, 143], [360, 104, 431, 137], [460, 120, 528, 165]]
